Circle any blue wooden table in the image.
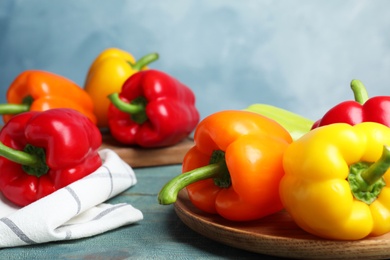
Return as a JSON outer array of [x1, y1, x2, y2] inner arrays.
[[1, 164, 280, 259]]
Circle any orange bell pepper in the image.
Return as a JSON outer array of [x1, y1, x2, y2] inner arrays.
[[84, 48, 158, 127], [158, 110, 292, 221], [0, 70, 97, 124]]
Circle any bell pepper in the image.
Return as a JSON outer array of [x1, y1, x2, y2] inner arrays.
[[280, 122, 390, 240], [84, 48, 159, 127], [107, 69, 199, 148], [158, 110, 292, 221], [244, 104, 314, 140], [0, 108, 102, 207], [0, 70, 97, 124], [312, 79, 390, 129]]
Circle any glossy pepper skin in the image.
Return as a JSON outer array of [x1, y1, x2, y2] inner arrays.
[[84, 48, 159, 127], [245, 104, 314, 140], [312, 79, 390, 129], [280, 122, 390, 240], [158, 110, 292, 221], [0, 108, 102, 206], [108, 69, 199, 148], [0, 70, 97, 124]]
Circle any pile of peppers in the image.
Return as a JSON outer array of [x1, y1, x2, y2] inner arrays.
[[0, 70, 102, 205], [159, 78, 390, 241], [84, 48, 159, 128], [2, 46, 390, 243], [0, 47, 199, 208], [83, 47, 200, 148]]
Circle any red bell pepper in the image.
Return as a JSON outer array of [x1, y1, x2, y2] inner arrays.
[[312, 79, 390, 128], [108, 69, 200, 148], [0, 108, 102, 206]]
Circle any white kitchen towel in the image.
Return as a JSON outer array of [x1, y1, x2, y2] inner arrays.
[[0, 149, 143, 248]]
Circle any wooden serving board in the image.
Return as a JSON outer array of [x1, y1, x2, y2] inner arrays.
[[174, 189, 390, 260], [99, 134, 194, 168]]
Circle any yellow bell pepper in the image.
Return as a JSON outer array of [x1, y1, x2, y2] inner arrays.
[[84, 48, 158, 127], [280, 122, 390, 240]]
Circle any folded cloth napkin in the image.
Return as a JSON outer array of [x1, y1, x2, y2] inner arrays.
[[0, 149, 143, 248]]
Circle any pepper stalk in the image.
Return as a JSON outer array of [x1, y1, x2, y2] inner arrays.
[[106, 53, 158, 125], [348, 145, 390, 204], [0, 142, 49, 177], [350, 79, 369, 105], [0, 96, 33, 116], [108, 93, 148, 124], [158, 150, 229, 205], [128, 53, 159, 71]]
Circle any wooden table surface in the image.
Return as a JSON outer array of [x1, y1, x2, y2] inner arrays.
[[1, 164, 277, 259]]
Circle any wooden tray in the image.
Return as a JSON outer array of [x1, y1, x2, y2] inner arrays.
[[174, 189, 390, 260], [99, 134, 194, 168]]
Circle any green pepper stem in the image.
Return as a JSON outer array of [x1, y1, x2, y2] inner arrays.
[[0, 103, 30, 115], [129, 52, 159, 71], [350, 79, 369, 105], [348, 145, 390, 204], [361, 145, 390, 186], [0, 142, 49, 177], [158, 162, 225, 205], [0, 142, 39, 167], [108, 93, 149, 124], [108, 93, 144, 114]]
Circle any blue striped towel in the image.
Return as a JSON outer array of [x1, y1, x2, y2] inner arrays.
[[0, 149, 143, 248]]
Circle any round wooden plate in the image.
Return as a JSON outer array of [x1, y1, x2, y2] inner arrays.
[[174, 189, 390, 259]]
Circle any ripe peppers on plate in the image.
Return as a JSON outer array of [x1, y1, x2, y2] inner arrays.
[[108, 69, 200, 148], [158, 110, 292, 221], [280, 122, 390, 240], [312, 79, 390, 128], [84, 48, 159, 127], [0, 70, 97, 124], [0, 108, 102, 206], [244, 104, 314, 140]]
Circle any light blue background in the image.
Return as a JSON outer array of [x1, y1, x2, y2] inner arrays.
[[1, 0, 389, 121]]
